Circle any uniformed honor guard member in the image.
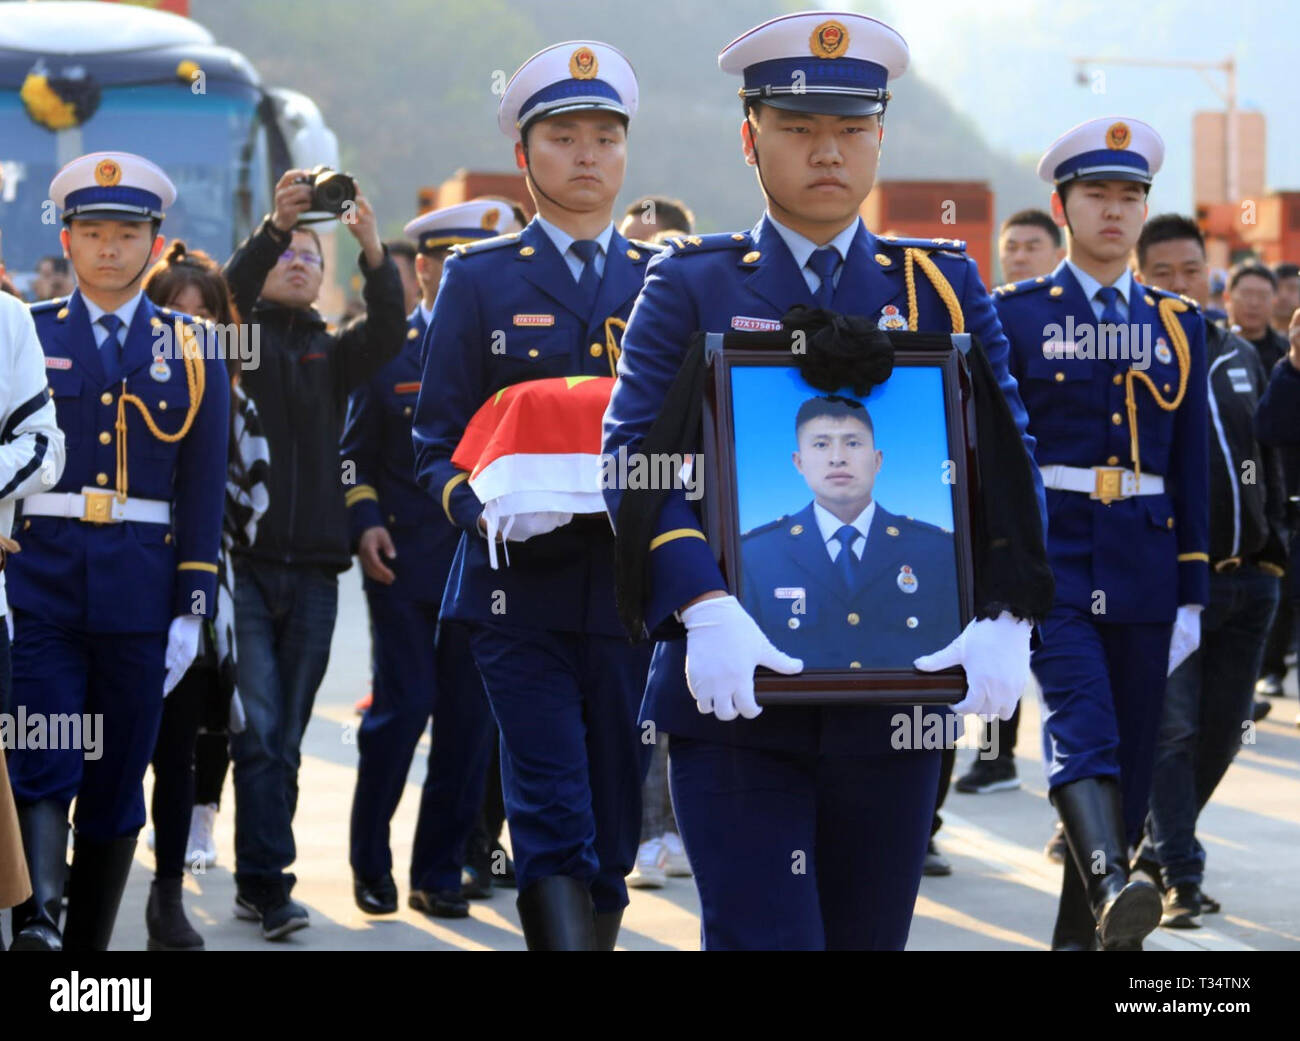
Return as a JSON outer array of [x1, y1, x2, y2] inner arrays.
[[412, 42, 658, 950], [6, 152, 229, 951], [344, 200, 514, 918], [993, 117, 1209, 950], [603, 11, 1048, 950], [740, 395, 960, 670]]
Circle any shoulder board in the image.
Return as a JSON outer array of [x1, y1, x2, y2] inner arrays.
[[664, 231, 752, 255], [450, 232, 523, 257], [900, 514, 953, 537], [992, 276, 1054, 298], [30, 297, 67, 316], [626, 239, 665, 254], [741, 515, 788, 539], [879, 235, 967, 253], [1147, 286, 1200, 312]]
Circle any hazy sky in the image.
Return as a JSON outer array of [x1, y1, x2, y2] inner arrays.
[[871, 0, 1293, 216]]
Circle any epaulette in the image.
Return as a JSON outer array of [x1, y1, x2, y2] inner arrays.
[[741, 515, 788, 539], [1148, 285, 1200, 311], [879, 235, 967, 254], [626, 239, 665, 254], [30, 297, 68, 317], [901, 513, 953, 537], [663, 231, 753, 255], [450, 232, 524, 258], [992, 275, 1055, 298]]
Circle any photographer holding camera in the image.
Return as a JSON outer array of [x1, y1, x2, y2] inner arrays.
[[221, 167, 405, 939]]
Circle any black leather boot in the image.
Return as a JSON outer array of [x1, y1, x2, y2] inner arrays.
[[1051, 857, 1098, 950], [9, 801, 69, 951], [516, 875, 596, 951], [595, 909, 624, 951], [1052, 777, 1161, 951], [63, 835, 138, 952], [146, 877, 205, 951]]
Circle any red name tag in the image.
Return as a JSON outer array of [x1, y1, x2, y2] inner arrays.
[[731, 315, 783, 332], [44, 357, 72, 370], [513, 314, 555, 327], [394, 382, 421, 395]]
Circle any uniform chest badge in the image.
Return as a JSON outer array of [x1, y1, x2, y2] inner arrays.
[[897, 565, 918, 593], [150, 357, 172, 382], [1154, 338, 1172, 365], [774, 587, 805, 600], [1042, 340, 1076, 360], [513, 314, 555, 327], [878, 304, 907, 331], [731, 315, 783, 332], [393, 381, 421, 395], [44, 357, 72, 370]]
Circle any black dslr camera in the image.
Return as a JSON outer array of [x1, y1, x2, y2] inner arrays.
[[297, 166, 357, 216]]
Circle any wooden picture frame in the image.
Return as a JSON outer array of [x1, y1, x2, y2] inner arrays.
[[701, 330, 977, 705]]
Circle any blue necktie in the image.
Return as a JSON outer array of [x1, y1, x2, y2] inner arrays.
[[833, 524, 860, 588], [570, 239, 602, 310], [97, 314, 124, 383], [807, 248, 840, 308], [1096, 286, 1124, 326]]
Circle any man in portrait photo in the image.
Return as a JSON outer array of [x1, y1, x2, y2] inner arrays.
[[740, 395, 960, 670]]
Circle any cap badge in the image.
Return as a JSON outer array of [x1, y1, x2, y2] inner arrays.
[[94, 158, 121, 187], [1106, 121, 1131, 150], [569, 47, 598, 80], [480, 207, 500, 231], [810, 20, 850, 59]]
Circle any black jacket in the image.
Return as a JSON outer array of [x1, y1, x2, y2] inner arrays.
[[223, 218, 405, 571], [1206, 322, 1286, 568]]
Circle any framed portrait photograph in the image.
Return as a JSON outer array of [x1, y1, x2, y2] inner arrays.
[[702, 330, 977, 704]]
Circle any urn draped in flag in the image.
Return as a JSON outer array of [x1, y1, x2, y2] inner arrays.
[[451, 375, 615, 567]]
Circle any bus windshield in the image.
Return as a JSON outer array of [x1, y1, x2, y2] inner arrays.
[[0, 81, 270, 285]]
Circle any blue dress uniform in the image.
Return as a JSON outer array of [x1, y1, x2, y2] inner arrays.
[[412, 41, 653, 949], [993, 117, 1209, 950], [602, 13, 1042, 951], [6, 152, 228, 952], [740, 503, 960, 670], [343, 201, 515, 910]]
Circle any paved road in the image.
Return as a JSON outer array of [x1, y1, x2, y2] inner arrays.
[[90, 567, 1300, 949]]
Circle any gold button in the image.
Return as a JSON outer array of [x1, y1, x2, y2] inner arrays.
[[1107, 455, 1119, 465], [56, 307, 69, 320], [788, 617, 800, 630], [875, 253, 891, 266], [1035, 276, 1046, 283], [1112, 373, 1122, 385], [98, 431, 111, 445], [789, 524, 804, 535], [158, 400, 167, 410], [388, 515, 397, 525], [849, 660, 862, 670], [625, 248, 640, 260], [164, 533, 172, 544], [1164, 383, 1171, 393], [528, 348, 540, 358], [589, 343, 603, 357], [23, 519, 31, 531], [1111, 412, 1122, 426], [1167, 517, 1174, 529], [847, 612, 860, 626], [101, 392, 113, 405], [95, 473, 108, 486], [731, 233, 746, 241], [742, 251, 761, 263], [403, 406, 412, 416], [886, 525, 899, 536], [1054, 371, 1065, 382], [1145, 294, 1156, 305], [906, 616, 919, 629], [518, 246, 535, 257], [407, 327, 420, 340], [1050, 286, 1064, 297], [150, 316, 162, 328]]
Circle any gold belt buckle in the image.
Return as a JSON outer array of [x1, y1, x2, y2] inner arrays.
[[1091, 467, 1124, 505], [82, 491, 116, 524]]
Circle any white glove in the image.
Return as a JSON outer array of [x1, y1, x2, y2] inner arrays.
[[501, 511, 573, 542], [680, 595, 802, 721], [163, 615, 203, 697], [1167, 604, 1202, 676], [914, 611, 1032, 721]]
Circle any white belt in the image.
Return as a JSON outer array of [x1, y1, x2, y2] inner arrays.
[[1040, 465, 1164, 501], [23, 489, 172, 525]]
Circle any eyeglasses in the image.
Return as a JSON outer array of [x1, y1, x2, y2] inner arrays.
[[279, 250, 323, 268]]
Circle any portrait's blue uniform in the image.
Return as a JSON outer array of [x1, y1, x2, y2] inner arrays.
[[7, 290, 229, 840], [341, 306, 494, 893], [740, 503, 960, 670], [603, 215, 1040, 948], [412, 218, 657, 912], [994, 262, 1209, 840]]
